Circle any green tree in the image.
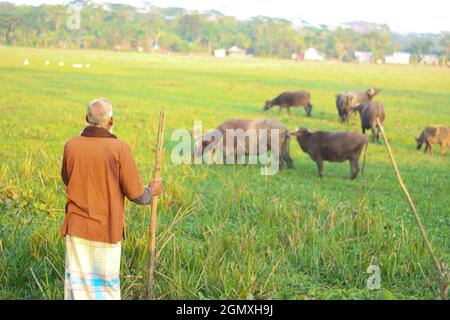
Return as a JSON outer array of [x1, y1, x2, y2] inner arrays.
[[331, 27, 356, 61], [0, 2, 444, 61], [439, 32, 450, 56]]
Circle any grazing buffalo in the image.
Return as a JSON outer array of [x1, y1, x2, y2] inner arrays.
[[335, 94, 351, 123], [357, 102, 385, 143], [416, 125, 450, 155], [336, 88, 381, 122], [289, 128, 368, 179], [194, 119, 293, 169], [263, 91, 313, 116]]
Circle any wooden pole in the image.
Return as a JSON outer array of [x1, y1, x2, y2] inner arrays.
[[376, 118, 448, 300], [146, 109, 165, 300]]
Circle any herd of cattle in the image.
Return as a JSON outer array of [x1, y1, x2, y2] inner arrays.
[[195, 88, 449, 179]]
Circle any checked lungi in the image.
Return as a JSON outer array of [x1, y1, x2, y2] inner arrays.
[[64, 235, 121, 300]]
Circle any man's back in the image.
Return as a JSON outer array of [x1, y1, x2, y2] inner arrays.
[[60, 126, 144, 244], [61, 99, 162, 300]]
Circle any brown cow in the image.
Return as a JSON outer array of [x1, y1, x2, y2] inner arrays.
[[336, 88, 381, 122], [194, 119, 293, 169], [289, 128, 368, 179], [263, 91, 313, 116], [357, 102, 385, 143], [416, 125, 450, 155]]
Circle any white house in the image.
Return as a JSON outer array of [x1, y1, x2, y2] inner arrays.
[[214, 49, 226, 58], [227, 46, 246, 57], [304, 48, 325, 61], [354, 51, 372, 63], [385, 52, 410, 65]]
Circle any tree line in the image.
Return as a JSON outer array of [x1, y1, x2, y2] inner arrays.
[[1, 1, 449, 63]]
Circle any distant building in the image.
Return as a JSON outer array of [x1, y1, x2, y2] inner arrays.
[[354, 51, 372, 63], [420, 54, 439, 66], [227, 46, 246, 57], [291, 53, 301, 61], [214, 49, 226, 58], [303, 48, 325, 62], [385, 52, 410, 65]]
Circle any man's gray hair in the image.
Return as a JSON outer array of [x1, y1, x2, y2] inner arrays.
[[87, 98, 113, 126]]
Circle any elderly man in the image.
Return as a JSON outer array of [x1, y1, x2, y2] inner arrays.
[[60, 98, 163, 300]]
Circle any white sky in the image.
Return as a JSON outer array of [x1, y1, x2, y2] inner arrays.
[[9, 0, 450, 33]]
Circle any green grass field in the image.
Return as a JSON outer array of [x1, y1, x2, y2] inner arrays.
[[0, 46, 449, 300]]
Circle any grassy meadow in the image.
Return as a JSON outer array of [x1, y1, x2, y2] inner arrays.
[[0, 46, 449, 299]]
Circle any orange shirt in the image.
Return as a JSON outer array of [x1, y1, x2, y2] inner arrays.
[[60, 126, 144, 244]]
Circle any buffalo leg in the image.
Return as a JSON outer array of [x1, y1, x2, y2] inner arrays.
[[316, 159, 324, 178], [281, 139, 293, 168], [370, 124, 377, 142], [376, 125, 381, 143], [306, 104, 312, 117], [440, 143, 445, 155], [349, 157, 360, 179], [283, 152, 293, 168], [278, 155, 284, 170], [287, 107, 292, 116], [223, 150, 231, 164], [284, 154, 293, 168]]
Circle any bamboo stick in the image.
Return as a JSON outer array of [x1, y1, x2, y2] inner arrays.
[[376, 118, 447, 300], [146, 109, 165, 300]]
